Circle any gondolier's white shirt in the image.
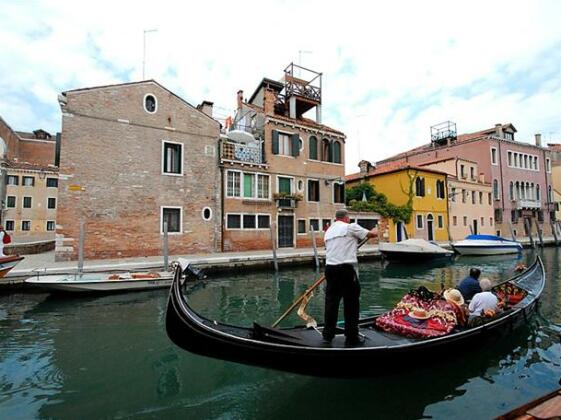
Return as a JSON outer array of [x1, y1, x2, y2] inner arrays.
[[325, 221, 369, 266]]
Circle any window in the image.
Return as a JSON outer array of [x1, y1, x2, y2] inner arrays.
[[144, 94, 157, 113], [161, 207, 182, 233], [546, 158, 551, 173], [46, 221, 55, 231], [538, 210, 544, 223], [436, 180, 445, 199], [511, 210, 517, 223], [505, 132, 514, 140], [321, 139, 331, 162], [490, 217, 493, 226], [470, 167, 475, 180], [333, 183, 345, 204], [536, 185, 540, 201], [451, 187, 456, 202], [226, 214, 241, 229], [471, 191, 476, 204], [509, 182, 514, 200], [243, 214, 256, 229], [257, 214, 270, 229], [308, 180, 320, 202], [416, 214, 423, 229], [297, 219, 306, 234], [23, 197, 32, 208], [21, 220, 31, 231], [534, 156, 538, 170], [278, 176, 292, 195], [322, 219, 331, 231], [309, 219, 320, 232], [7, 175, 18, 185], [202, 207, 212, 221], [495, 209, 503, 223], [488, 193, 492, 205], [481, 217, 485, 226], [332, 141, 342, 164], [226, 171, 241, 197], [278, 133, 291, 156], [5, 220, 14, 231], [6, 196, 15, 208], [415, 177, 425, 197], [479, 191, 483, 204], [309, 136, 318, 160], [437, 215, 443, 229], [491, 147, 498, 165], [46, 177, 58, 188], [493, 179, 499, 200], [508, 151, 512, 166], [243, 173, 255, 198], [549, 185, 553, 202], [257, 174, 269, 199], [460, 164, 465, 178], [452, 216, 457, 226], [23, 176, 35, 186], [356, 219, 377, 230], [463, 216, 467, 226], [162, 141, 183, 175], [46, 197, 56, 209], [462, 189, 466, 203], [272, 131, 299, 157]]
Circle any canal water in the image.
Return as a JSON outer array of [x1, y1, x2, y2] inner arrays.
[[1, 248, 560, 419]]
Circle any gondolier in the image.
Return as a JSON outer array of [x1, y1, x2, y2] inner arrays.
[[322, 209, 378, 345]]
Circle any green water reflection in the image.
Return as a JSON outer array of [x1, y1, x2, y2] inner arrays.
[[0, 249, 560, 419]]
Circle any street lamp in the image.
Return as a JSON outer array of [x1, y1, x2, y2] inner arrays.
[[142, 29, 158, 79]]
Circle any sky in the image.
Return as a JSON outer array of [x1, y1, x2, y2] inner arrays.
[[1, 0, 561, 173]]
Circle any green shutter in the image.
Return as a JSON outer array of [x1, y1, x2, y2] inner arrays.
[[291, 134, 300, 157], [272, 130, 279, 154], [328, 141, 333, 162], [243, 174, 254, 198], [309, 136, 317, 159], [279, 177, 291, 194], [333, 141, 341, 163]]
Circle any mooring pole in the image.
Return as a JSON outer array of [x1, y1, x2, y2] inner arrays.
[[310, 225, 320, 270], [163, 221, 169, 270], [270, 222, 279, 272], [525, 217, 535, 249], [535, 217, 544, 247], [508, 221, 516, 241], [551, 221, 559, 246], [78, 219, 85, 276]]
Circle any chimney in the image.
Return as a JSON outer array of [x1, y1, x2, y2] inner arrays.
[[236, 90, 243, 110], [495, 124, 503, 138], [358, 160, 373, 174], [535, 133, 542, 147], [263, 88, 276, 115], [197, 100, 214, 117]]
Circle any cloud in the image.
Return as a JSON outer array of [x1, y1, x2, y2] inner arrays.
[[1, 0, 561, 173]]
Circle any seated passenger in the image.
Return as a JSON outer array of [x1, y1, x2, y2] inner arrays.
[[443, 288, 468, 326], [468, 278, 499, 326], [457, 268, 482, 301]]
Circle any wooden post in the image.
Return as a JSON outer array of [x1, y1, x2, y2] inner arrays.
[[270, 222, 279, 272], [163, 221, 169, 271], [78, 220, 85, 275], [551, 221, 559, 246], [535, 217, 544, 247], [525, 217, 535, 249], [469, 224, 474, 235], [508, 221, 516, 241], [310, 225, 320, 270]]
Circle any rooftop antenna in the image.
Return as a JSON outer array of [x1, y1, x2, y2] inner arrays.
[[142, 28, 158, 79]]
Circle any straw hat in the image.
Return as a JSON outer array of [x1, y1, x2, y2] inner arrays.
[[443, 288, 464, 306], [408, 308, 430, 320]]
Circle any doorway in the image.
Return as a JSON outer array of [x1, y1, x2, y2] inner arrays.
[[427, 214, 434, 241], [396, 221, 403, 242], [278, 215, 294, 248], [473, 219, 478, 235]]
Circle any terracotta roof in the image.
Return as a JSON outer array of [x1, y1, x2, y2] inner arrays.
[[345, 163, 446, 182], [243, 102, 345, 136], [4, 160, 58, 172], [547, 143, 561, 151]]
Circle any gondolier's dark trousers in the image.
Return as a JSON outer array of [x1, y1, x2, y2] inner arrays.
[[322, 263, 360, 341]]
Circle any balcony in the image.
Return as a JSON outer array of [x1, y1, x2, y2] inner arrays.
[[273, 193, 302, 209], [221, 141, 264, 165], [515, 199, 541, 209]]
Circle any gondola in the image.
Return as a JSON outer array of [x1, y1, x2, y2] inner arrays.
[[165, 257, 545, 377]]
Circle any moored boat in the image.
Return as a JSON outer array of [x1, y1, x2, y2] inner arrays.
[[25, 271, 173, 293], [496, 387, 561, 419], [0, 254, 25, 278], [166, 257, 545, 377], [452, 234, 523, 256], [379, 238, 453, 262]]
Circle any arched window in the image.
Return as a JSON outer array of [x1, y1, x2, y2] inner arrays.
[[515, 181, 520, 200], [332, 141, 341, 164], [415, 177, 425, 197], [321, 139, 331, 162], [436, 180, 445, 199], [536, 184, 540, 201], [493, 179, 499, 200], [509, 182, 514, 201], [309, 136, 318, 160]]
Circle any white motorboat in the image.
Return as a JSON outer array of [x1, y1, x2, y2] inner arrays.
[[451, 234, 523, 256], [25, 271, 173, 293], [379, 239, 454, 262], [0, 255, 25, 278]]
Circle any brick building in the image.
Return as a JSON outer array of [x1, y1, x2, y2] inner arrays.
[[220, 64, 347, 251], [378, 123, 555, 240], [0, 117, 59, 239], [56, 80, 221, 260]]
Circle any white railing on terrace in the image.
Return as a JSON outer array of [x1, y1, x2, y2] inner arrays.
[[221, 141, 263, 164], [515, 199, 541, 209]]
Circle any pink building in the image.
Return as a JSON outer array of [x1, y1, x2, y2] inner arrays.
[[378, 123, 555, 239]]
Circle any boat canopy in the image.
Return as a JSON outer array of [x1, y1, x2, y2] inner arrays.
[[465, 234, 511, 241]]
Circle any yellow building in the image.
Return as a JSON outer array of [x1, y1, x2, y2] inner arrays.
[[346, 162, 449, 243]]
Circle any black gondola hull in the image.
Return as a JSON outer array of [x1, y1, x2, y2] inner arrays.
[[165, 257, 544, 377]]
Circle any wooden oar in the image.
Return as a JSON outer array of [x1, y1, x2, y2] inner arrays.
[[271, 236, 371, 328]]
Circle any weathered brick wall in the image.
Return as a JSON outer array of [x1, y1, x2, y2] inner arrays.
[[56, 81, 221, 260], [17, 140, 56, 166], [0, 117, 22, 159]]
